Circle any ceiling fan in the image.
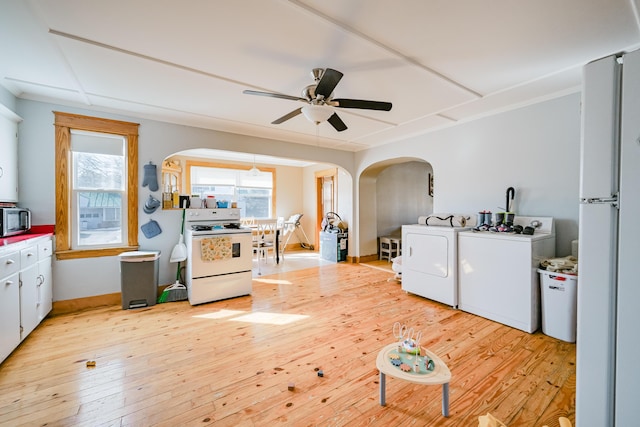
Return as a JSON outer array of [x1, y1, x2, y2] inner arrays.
[[243, 68, 392, 132]]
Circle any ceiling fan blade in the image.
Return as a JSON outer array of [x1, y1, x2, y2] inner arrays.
[[327, 113, 347, 132], [315, 68, 343, 98], [331, 98, 392, 111], [243, 89, 307, 103], [272, 108, 302, 124]]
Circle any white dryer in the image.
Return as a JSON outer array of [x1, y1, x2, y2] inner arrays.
[[401, 223, 470, 307]]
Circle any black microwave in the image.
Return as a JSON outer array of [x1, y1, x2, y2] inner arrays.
[[0, 207, 31, 237]]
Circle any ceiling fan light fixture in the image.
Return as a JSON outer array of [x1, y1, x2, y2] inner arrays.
[[301, 104, 333, 124]]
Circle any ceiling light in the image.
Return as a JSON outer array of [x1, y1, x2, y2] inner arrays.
[[301, 105, 333, 124], [249, 155, 260, 176]]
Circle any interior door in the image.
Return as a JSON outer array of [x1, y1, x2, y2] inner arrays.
[[315, 168, 337, 241]]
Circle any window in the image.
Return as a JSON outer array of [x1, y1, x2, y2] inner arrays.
[[54, 112, 139, 259], [186, 161, 275, 218], [72, 131, 126, 248]]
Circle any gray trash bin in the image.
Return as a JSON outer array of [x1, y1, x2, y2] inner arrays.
[[119, 251, 160, 309], [538, 269, 578, 342]]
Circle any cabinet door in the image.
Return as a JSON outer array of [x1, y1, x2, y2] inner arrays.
[[20, 264, 39, 341], [37, 257, 52, 321], [0, 114, 18, 203], [0, 272, 21, 363]]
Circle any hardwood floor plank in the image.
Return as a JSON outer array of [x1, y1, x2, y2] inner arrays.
[[0, 263, 575, 426]]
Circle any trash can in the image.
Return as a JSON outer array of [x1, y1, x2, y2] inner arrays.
[[119, 251, 160, 309], [538, 269, 578, 342]]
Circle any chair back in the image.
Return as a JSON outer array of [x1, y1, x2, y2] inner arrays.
[[254, 219, 277, 245], [241, 217, 256, 227]]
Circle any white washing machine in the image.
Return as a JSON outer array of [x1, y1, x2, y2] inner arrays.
[[457, 216, 556, 333], [402, 223, 471, 307]]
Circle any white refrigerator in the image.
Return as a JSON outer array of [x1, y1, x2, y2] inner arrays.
[[577, 49, 640, 425]]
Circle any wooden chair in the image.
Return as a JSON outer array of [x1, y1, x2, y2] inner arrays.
[[253, 219, 278, 265]]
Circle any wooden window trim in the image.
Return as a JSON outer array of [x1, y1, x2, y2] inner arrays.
[[184, 159, 277, 214], [54, 112, 139, 260]]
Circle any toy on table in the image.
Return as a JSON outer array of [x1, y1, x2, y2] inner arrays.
[[392, 322, 425, 372], [392, 322, 422, 355]]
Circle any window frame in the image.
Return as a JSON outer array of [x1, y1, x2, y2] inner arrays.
[[184, 159, 276, 217], [54, 112, 139, 260]]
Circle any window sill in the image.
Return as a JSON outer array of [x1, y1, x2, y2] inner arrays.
[[55, 246, 139, 260]]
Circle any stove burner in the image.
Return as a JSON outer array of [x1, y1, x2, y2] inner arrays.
[[191, 225, 213, 231]]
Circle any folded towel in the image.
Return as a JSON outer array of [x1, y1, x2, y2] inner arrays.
[[418, 214, 467, 227], [200, 237, 232, 261]]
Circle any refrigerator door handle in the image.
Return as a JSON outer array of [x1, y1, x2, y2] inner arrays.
[[580, 192, 619, 208]]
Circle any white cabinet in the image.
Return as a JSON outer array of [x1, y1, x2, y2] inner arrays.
[[0, 250, 21, 362], [18, 240, 53, 340], [20, 262, 39, 340], [0, 236, 53, 364], [0, 111, 19, 203], [37, 239, 53, 321]]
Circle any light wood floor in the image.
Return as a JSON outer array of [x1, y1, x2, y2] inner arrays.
[[0, 263, 575, 426]]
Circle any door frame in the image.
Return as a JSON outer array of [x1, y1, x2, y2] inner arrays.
[[315, 168, 338, 242]]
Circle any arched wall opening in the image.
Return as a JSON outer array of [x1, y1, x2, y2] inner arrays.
[[358, 158, 433, 260], [161, 148, 353, 254]]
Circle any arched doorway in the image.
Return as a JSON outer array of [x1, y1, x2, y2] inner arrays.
[[359, 158, 433, 261]]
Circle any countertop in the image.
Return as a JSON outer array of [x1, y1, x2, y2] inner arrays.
[[0, 225, 54, 254]]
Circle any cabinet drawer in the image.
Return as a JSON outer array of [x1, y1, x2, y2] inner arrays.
[[0, 251, 20, 279], [20, 245, 38, 269], [38, 239, 53, 260]]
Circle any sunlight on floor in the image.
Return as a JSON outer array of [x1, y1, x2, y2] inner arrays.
[[193, 309, 246, 320], [252, 249, 329, 277], [229, 312, 309, 325], [193, 309, 308, 325], [253, 278, 293, 285]]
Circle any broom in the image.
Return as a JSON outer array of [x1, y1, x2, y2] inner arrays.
[[158, 262, 188, 302], [158, 210, 189, 303], [158, 281, 187, 302]]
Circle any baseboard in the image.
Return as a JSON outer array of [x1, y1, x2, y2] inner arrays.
[[51, 293, 122, 316], [356, 254, 379, 263]]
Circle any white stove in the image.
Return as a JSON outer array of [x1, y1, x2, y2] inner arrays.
[[184, 209, 253, 305]]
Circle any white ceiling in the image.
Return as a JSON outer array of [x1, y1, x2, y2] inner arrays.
[[2, 0, 640, 152]]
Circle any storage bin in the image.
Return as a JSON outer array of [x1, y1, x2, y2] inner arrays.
[[320, 231, 347, 262], [538, 269, 578, 342]]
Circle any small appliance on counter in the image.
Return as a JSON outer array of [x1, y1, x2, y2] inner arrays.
[[0, 207, 31, 237]]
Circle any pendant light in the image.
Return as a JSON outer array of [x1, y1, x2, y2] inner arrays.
[[249, 155, 260, 176]]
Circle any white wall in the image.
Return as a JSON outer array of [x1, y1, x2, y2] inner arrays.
[[300, 164, 354, 250], [11, 91, 581, 300], [15, 99, 354, 301], [356, 92, 581, 257], [376, 161, 433, 236]]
